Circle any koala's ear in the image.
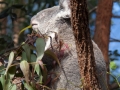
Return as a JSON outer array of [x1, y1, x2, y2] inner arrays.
[[59, 0, 70, 10], [58, 0, 71, 18]]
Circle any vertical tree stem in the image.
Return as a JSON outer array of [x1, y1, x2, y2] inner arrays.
[[70, 0, 101, 89]]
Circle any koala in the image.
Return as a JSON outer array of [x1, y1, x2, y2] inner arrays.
[[31, 0, 107, 90]]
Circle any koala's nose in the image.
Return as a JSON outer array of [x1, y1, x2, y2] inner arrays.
[[31, 20, 38, 26]]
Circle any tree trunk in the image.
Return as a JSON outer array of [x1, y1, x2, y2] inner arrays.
[[70, 0, 101, 89], [93, 0, 113, 86]]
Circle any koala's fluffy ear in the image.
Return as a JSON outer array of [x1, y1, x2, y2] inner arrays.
[[58, 0, 71, 18]]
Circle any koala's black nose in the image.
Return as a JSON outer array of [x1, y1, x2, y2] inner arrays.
[[31, 20, 38, 26], [31, 23, 38, 26]]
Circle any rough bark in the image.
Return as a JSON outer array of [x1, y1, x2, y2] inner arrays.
[[93, 0, 113, 85], [70, 0, 101, 89]]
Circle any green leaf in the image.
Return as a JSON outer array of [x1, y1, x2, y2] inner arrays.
[[45, 50, 61, 66], [20, 60, 30, 84], [21, 51, 27, 61], [34, 64, 43, 84], [0, 75, 5, 88], [22, 44, 31, 62], [11, 84, 17, 90], [4, 78, 12, 90], [8, 66, 16, 79], [110, 61, 117, 70], [38, 60, 47, 84], [0, 65, 5, 75], [31, 54, 37, 63], [30, 54, 37, 69], [5, 52, 14, 75], [23, 81, 34, 90], [34, 64, 40, 75], [36, 38, 45, 61], [0, 81, 3, 90], [29, 45, 36, 51], [39, 75, 43, 84]]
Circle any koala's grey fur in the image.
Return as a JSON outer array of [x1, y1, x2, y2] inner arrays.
[[31, 0, 107, 90]]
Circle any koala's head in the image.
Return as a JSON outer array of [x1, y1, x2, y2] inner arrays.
[[31, 0, 71, 34]]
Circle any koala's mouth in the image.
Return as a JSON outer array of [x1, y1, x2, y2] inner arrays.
[[31, 24, 42, 34]]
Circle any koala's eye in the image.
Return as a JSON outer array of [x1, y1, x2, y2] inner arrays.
[[61, 17, 71, 25], [63, 17, 70, 22]]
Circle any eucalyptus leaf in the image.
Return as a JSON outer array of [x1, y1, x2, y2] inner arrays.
[[5, 52, 14, 75], [36, 38, 45, 61], [23, 81, 34, 90], [31, 54, 37, 63], [0, 75, 5, 88], [11, 84, 17, 90], [20, 60, 30, 84], [38, 60, 47, 84], [4, 77, 11, 90], [110, 61, 117, 70], [34, 64, 40, 75], [21, 51, 27, 61], [34, 64, 43, 84], [0, 65, 5, 75], [22, 44, 31, 62], [8, 66, 16, 79]]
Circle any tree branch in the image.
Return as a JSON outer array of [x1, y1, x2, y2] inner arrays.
[[110, 82, 120, 90], [110, 38, 120, 42], [112, 15, 120, 18]]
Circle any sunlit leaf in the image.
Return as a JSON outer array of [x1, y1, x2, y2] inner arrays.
[[110, 61, 117, 70], [20, 60, 30, 84], [36, 38, 45, 61], [5, 52, 14, 75]]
